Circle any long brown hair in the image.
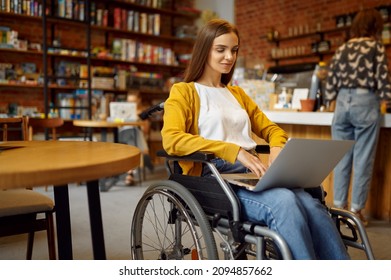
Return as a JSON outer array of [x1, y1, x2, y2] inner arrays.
[[183, 19, 240, 85], [350, 9, 384, 39]]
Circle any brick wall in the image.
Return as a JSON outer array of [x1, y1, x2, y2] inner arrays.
[[235, 0, 391, 69]]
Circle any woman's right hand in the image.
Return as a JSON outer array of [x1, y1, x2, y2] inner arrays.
[[236, 148, 267, 178]]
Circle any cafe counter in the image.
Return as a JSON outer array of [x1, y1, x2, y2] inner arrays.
[[263, 111, 391, 222]]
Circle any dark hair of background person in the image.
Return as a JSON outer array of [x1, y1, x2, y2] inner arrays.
[[350, 8, 384, 39], [183, 19, 240, 85]]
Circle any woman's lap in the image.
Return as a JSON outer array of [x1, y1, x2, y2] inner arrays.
[[203, 159, 349, 259]]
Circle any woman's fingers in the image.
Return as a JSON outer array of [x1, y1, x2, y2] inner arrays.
[[237, 148, 266, 177]]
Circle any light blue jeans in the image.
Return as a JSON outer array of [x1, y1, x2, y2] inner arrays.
[[202, 159, 350, 260], [331, 88, 381, 211]]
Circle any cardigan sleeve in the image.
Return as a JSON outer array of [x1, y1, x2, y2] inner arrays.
[[229, 86, 288, 147]]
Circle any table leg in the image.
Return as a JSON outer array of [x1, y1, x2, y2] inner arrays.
[[132, 128, 144, 183], [114, 127, 119, 143], [53, 185, 73, 260], [86, 180, 107, 260], [87, 127, 93, 141]]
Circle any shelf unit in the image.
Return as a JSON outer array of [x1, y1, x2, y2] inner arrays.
[[42, 0, 93, 120], [0, 0, 197, 120], [267, 9, 391, 66], [268, 26, 350, 65], [87, 0, 197, 106]]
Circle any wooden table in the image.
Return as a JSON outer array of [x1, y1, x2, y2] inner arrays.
[[73, 119, 145, 142], [73, 119, 146, 191], [0, 140, 141, 259]]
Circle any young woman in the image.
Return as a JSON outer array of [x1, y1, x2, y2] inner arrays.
[[161, 19, 349, 259], [325, 9, 391, 225]]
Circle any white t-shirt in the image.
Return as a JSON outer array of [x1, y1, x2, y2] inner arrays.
[[195, 83, 257, 150]]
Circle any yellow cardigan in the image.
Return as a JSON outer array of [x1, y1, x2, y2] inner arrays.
[[161, 82, 288, 176]]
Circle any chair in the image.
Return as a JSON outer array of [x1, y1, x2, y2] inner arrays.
[[28, 117, 64, 191], [0, 116, 56, 259], [28, 117, 64, 141], [1, 116, 29, 141]]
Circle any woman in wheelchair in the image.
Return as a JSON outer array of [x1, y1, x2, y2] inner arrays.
[[161, 19, 350, 260]]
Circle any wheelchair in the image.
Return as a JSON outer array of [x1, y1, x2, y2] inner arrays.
[[130, 103, 374, 260]]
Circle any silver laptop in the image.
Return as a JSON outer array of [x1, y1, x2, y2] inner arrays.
[[221, 138, 354, 192]]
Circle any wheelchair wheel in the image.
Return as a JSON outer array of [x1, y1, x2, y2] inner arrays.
[[131, 180, 218, 260]]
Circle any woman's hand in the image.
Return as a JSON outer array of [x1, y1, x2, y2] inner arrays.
[[236, 148, 267, 178]]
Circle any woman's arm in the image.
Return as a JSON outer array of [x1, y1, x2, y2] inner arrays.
[[231, 86, 288, 147]]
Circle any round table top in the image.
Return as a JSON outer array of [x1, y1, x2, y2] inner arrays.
[[73, 119, 145, 128], [0, 141, 141, 189]]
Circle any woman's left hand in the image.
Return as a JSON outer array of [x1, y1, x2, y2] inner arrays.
[[236, 148, 267, 177]]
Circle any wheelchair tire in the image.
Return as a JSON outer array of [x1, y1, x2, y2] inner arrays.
[[131, 180, 219, 260]]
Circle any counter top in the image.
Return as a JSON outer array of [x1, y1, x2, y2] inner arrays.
[[263, 111, 391, 128]]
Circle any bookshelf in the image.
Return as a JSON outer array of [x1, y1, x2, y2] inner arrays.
[[0, 0, 198, 121], [267, 6, 391, 66], [42, 0, 93, 120]]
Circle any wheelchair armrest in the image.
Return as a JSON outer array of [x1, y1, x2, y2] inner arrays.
[[255, 145, 270, 154], [157, 144, 270, 162], [156, 150, 216, 162]]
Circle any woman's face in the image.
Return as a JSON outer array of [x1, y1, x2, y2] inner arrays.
[[205, 32, 239, 75]]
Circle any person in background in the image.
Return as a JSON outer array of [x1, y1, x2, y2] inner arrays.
[[325, 8, 391, 225], [161, 18, 350, 259], [119, 92, 154, 185]]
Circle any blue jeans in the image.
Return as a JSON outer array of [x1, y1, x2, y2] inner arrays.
[[202, 159, 350, 260], [331, 88, 381, 211]]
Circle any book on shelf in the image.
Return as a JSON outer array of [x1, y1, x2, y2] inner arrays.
[[103, 9, 108, 26], [110, 37, 177, 65], [140, 12, 147, 34], [95, 8, 102, 25], [133, 11, 139, 32], [113, 8, 121, 29], [120, 39, 136, 62], [58, 89, 103, 120], [65, 0, 72, 19], [57, 0, 65, 17], [127, 10, 134, 31], [153, 14, 160, 35], [90, 1, 96, 25], [79, 1, 85, 21], [0, 63, 13, 83], [56, 60, 81, 86], [121, 9, 128, 30], [0, 26, 19, 49], [54, 0, 85, 21], [91, 77, 115, 89], [147, 14, 154, 35], [151, 0, 162, 8]]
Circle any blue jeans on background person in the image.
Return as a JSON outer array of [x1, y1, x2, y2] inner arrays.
[[202, 158, 350, 260], [331, 88, 381, 212]]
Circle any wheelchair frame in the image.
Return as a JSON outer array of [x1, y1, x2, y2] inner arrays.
[[130, 149, 375, 260]]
